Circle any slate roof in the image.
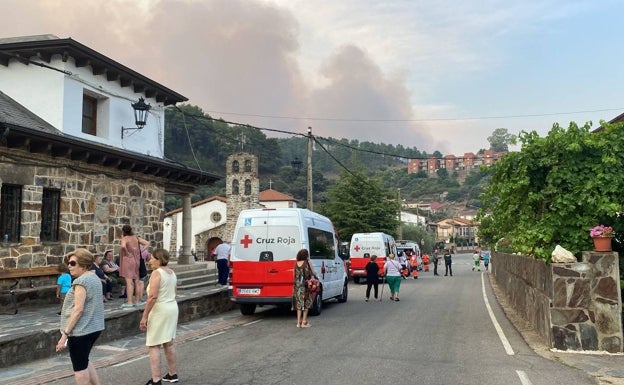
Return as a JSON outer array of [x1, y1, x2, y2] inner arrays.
[[0, 35, 187, 105]]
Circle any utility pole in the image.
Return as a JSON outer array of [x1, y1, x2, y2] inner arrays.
[[397, 188, 402, 239], [307, 126, 313, 211]]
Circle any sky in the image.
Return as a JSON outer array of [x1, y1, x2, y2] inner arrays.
[[1, 0, 622, 155]]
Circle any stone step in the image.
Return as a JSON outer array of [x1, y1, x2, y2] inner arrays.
[[162, 261, 219, 291]]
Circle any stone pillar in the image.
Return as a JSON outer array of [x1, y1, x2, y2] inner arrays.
[[178, 194, 193, 265]]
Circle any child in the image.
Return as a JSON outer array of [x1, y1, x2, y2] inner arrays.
[[56, 263, 71, 315], [365, 254, 380, 302], [472, 250, 481, 272]]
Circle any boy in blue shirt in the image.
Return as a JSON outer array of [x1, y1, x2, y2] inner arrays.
[[56, 263, 71, 315]]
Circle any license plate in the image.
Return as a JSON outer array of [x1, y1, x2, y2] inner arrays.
[[238, 288, 260, 295]]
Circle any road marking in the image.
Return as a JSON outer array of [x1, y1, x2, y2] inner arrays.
[[195, 331, 225, 341], [482, 273, 515, 355], [111, 356, 145, 367], [95, 345, 127, 352], [243, 319, 263, 326], [515, 370, 533, 385]]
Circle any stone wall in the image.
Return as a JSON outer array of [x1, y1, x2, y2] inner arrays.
[[492, 252, 623, 352], [0, 152, 166, 288], [491, 253, 553, 344], [0, 289, 236, 367]]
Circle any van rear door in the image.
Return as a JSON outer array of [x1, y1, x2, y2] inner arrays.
[[232, 212, 302, 300]]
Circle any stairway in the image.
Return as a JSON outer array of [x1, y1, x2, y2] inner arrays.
[[166, 261, 219, 290]]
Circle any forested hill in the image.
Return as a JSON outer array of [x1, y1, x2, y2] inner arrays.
[[163, 104, 488, 211]]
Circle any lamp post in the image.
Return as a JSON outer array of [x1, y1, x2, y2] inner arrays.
[[397, 188, 402, 239], [306, 127, 313, 211]]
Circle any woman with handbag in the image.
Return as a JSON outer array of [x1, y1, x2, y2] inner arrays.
[[292, 249, 318, 328], [119, 224, 150, 309]]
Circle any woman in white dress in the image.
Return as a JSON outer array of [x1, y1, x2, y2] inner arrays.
[[140, 249, 179, 385]]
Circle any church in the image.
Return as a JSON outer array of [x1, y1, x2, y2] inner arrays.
[[163, 151, 297, 258]]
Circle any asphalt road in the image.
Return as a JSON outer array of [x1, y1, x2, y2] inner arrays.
[[45, 254, 597, 385]]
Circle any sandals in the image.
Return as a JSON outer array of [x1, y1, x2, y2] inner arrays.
[[301, 321, 311, 328]]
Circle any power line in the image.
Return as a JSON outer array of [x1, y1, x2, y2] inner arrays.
[[202, 107, 623, 123], [171, 108, 497, 163]]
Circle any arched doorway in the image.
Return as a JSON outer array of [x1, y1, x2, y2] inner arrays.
[[206, 237, 222, 261]]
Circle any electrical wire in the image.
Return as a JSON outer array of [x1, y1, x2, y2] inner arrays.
[[202, 107, 623, 123]]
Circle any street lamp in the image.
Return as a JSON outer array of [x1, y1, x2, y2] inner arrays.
[[122, 97, 151, 138], [291, 157, 302, 175]]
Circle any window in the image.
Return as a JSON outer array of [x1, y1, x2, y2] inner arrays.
[[244, 159, 252, 172], [232, 180, 239, 195], [82, 95, 98, 135], [244, 179, 251, 195], [308, 228, 335, 260], [232, 160, 240, 173], [211, 212, 222, 223], [0, 184, 22, 243], [41, 189, 60, 242]]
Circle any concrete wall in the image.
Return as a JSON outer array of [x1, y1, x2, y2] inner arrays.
[[492, 251, 622, 352]]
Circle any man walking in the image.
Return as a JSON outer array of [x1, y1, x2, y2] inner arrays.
[[432, 252, 439, 276], [214, 239, 231, 286], [444, 249, 452, 277]]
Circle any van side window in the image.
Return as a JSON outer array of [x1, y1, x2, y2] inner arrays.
[[308, 228, 335, 259]]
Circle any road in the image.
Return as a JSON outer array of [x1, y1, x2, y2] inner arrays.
[[46, 253, 596, 385]]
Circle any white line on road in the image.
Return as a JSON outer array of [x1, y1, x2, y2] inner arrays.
[[515, 370, 533, 385], [195, 331, 225, 341], [112, 356, 145, 367], [243, 319, 263, 327], [482, 273, 515, 355]]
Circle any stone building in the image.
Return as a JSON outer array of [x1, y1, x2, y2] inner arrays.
[[0, 35, 219, 297], [224, 152, 261, 239], [163, 153, 299, 258]]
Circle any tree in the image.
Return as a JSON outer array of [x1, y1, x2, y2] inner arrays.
[[487, 128, 517, 152], [320, 172, 399, 242], [478, 121, 624, 260]]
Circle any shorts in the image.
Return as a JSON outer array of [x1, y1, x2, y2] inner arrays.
[[68, 331, 101, 371]]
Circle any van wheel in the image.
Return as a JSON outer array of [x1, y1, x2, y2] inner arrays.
[[353, 276, 360, 284], [310, 292, 322, 316], [338, 281, 348, 303], [239, 304, 256, 315]]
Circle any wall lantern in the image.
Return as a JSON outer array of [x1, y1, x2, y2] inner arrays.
[[121, 97, 151, 138]]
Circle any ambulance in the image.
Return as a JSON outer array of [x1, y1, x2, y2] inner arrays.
[[349, 232, 397, 283], [229, 208, 349, 316]]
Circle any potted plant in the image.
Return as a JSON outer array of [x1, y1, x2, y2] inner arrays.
[[590, 224, 614, 252]]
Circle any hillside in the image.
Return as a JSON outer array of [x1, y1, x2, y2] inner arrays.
[[163, 105, 490, 213]]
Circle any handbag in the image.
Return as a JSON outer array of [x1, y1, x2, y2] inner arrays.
[[307, 276, 320, 293], [138, 237, 147, 278], [305, 260, 320, 293]]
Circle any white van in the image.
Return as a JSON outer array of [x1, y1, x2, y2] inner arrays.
[[229, 208, 349, 316], [349, 232, 397, 283]]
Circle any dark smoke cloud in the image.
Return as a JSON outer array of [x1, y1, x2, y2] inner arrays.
[[2, 0, 437, 152]]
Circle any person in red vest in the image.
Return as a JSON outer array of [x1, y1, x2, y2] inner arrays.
[[422, 253, 430, 272]]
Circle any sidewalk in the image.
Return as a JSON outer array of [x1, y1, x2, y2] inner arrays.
[[0, 294, 255, 385]]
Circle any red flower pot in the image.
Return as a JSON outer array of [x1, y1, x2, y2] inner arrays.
[[592, 237, 612, 252]]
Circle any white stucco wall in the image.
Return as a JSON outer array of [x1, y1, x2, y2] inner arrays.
[[0, 54, 166, 158], [163, 200, 227, 253], [261, 201, 295, 209]]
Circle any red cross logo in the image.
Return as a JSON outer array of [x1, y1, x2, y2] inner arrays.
[[240, 235, 253, 248], [354, 245, 360, 252]]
